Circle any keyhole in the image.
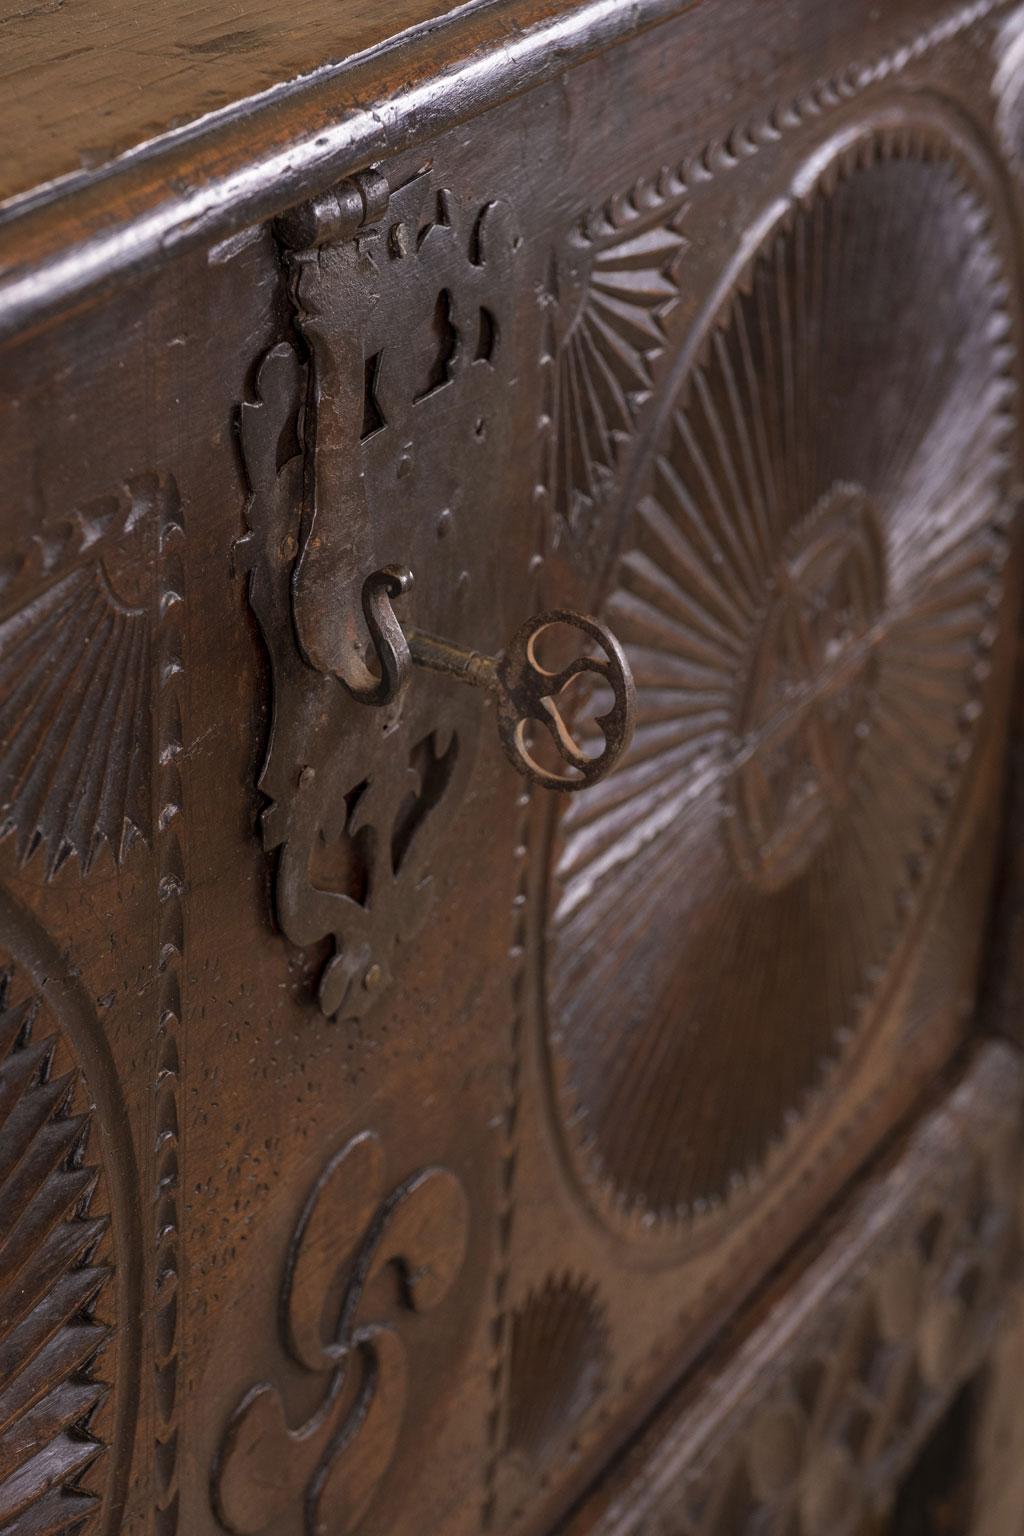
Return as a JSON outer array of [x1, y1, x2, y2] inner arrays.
[[475, 306, 498, 364], [361, 350, 386, 440], [414, 288, 458, 401]]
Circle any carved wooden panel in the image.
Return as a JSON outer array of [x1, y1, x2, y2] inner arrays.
[[561, 1042, 1024, 1536], [1, 4, 1023, 1536], [226, 26, 1024, 1536], [499, 65, 1024, 1536], [0, 475, 178, 879], [214, 1130, 469, 1535], [0, 892, 141, 1536], [546, 111, 1015, 1240]]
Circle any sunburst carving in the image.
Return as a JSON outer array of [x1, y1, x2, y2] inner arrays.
[[0, 973, 114, 1533], [0, 567, 150, 877], [504, 1274, 610, 1464], [546, 123, 1017, 1235], [541, 189, 688, 545], [0, 475, 176, 878]]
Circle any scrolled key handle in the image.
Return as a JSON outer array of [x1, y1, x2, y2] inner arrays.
[[350, 567, 636, 792], [495, 610, 636, 790]]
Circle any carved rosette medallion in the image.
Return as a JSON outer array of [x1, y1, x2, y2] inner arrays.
[[725, 483, 886, 892], [214, 1130, 469, 1536], [0, 917, 134, 1535], [542, 117, 1019, 1240]]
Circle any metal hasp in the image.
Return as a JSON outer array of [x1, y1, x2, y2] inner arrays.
[[352, 566, 637, 791]]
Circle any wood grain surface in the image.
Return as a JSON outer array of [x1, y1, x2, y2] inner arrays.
[[0, 0, 460, 208], [1, 2, 1023, 1533]]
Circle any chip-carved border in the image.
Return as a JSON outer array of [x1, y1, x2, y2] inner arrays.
[[153, 488, 186, 1536]]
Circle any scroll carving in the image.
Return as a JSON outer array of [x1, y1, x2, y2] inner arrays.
[[213, 1130, 469, 1536], [241, 169, 520, 1020]]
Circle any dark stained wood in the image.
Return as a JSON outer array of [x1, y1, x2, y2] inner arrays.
[[558, 1042, 1024, 1536], [0, 2, 1023, 1535], [0, 0, 1002, 339]]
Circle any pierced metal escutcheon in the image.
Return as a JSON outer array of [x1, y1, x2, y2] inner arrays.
[[351, 566, 636, 792]]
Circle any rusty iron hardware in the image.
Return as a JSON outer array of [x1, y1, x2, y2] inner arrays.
[[349, 566, 637, 791]]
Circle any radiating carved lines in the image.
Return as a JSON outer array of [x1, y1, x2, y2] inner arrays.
[[0, 566, 150, 878], [152, 487, 186, 1536], [505, 1274, 610, 1464], [0, 476, 177, 879], [587, 0, 1008, 212], [548, 121, 1017, 1238], [477, 13, 1021, 1530], [0, 974, 113, 1534], [540, 201, 688, 546], [541, 0, 1012, 567]]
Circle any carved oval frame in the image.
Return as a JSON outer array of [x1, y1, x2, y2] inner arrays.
[[532, 92, 1024, 1263]]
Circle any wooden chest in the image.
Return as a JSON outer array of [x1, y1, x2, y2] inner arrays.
[[2, 2, 1024, 1532]]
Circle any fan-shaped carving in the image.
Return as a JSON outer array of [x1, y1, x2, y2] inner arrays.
[[545, 122, 1017, 1235], [0, 474, 176, 879], [541, 195, 688, 544], [0, 973, 114, 1533], [504, 1274, 609, 1462], [0, 566, 151, 876]]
